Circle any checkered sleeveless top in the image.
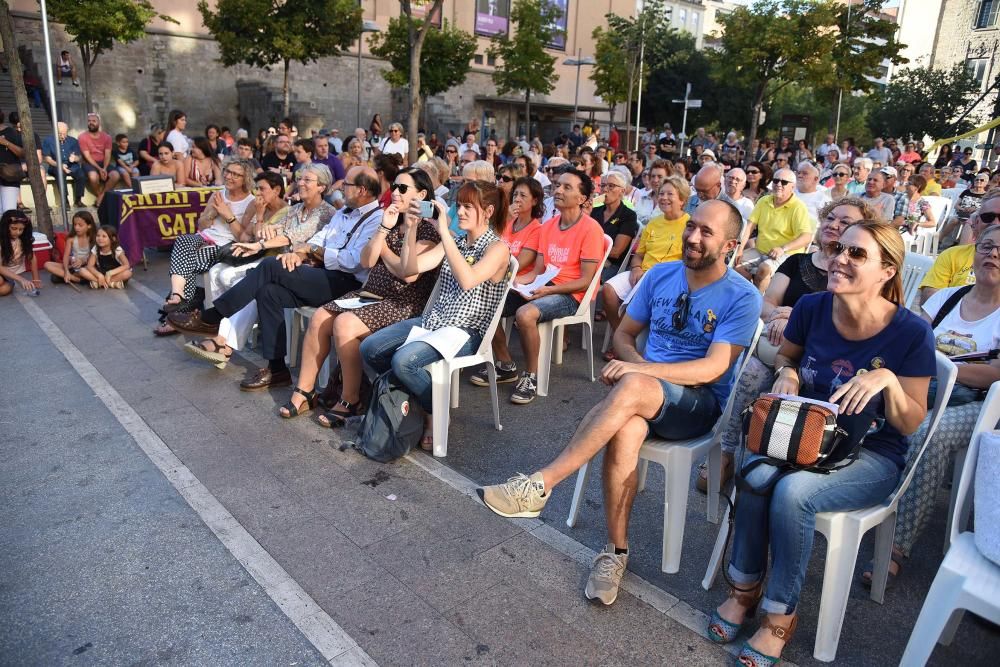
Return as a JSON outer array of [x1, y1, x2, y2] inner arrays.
[[422, 229, 509, 337]]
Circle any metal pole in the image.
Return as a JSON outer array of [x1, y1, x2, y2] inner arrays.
[[356, 37, 363, 129], [834, 0, 853, 142], [633, 35, 645, 152], [678, 82, 690, 158], [572, 48, 581, 129], [39, 0, 68, 230]]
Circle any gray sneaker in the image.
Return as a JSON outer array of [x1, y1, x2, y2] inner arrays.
[[584, 544, 628, 605], [477, 472, 548, 518]]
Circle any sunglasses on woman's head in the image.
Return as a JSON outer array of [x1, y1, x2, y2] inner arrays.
[[390, 182, 412, 194], [824, 241, 873, 265]]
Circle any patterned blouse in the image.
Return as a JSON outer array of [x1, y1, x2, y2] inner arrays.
[[271, 201, 334, 246], [422, 229, 510, 337]]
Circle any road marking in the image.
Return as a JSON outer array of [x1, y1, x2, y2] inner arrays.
[[17, 295, 377, 667]]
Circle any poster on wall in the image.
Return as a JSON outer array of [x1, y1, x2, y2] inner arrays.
[[475, 0, 510, 37], [546, 0, 568, 50]]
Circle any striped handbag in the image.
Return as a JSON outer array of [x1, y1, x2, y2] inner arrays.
[[743, 395, 849, 469]]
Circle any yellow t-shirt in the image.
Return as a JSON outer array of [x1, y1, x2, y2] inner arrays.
[[923, 179, 942, 197], [749, 194, 815, 255], [637, 213, 689, 270], [919, 244, 976, 289]]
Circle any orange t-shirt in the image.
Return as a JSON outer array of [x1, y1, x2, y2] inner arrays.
[[536, 214, 606, 302], [502, 217, 541, 275]]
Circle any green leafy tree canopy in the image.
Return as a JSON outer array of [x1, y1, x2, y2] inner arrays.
[[47, 0, 176, 111], [198, 0, 362, 117], [368, 16, 476, 98], [868, 65, 985, 141]]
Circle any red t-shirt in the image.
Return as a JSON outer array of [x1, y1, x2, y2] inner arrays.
[[536, 214, 606, 301], [78, 131, 112, 166], [502, 217, 541, 275]]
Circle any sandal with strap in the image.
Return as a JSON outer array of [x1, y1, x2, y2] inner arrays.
[[183, 338, 233, 369], [162, 292, 188, 314], [279, 387, 318, 419], [861, 548, 904, 588], [707, 581, 764, 644], [318, 400, 359, 428], [737, 615, 798, 667]]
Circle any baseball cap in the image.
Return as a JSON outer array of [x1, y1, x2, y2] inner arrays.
[[880, 166, 898, 178], [701, 149, 717, 160]]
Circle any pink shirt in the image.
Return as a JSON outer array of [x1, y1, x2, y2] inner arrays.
[[78, 131, 112, 166]]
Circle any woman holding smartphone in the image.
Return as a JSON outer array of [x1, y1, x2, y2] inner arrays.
[[282, 167, 442, 424]]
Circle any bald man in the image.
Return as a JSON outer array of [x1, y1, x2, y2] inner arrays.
[[42, 121, 86, 207], [736, 167, 815, 293], [685, 162, 724, 215]]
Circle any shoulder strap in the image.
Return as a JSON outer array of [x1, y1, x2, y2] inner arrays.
[[335, 207, 380, 250], [931, 284, 973, 329]]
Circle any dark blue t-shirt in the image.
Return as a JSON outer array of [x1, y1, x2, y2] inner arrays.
[[783, 291, 936, 468], [627, 261, 762, 406]]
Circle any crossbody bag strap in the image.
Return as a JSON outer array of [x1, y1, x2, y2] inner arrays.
[[931, 284, 973, 329], [335, 208, 380, 250]]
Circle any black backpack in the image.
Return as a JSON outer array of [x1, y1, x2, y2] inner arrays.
[[349, 372, 426, 462]]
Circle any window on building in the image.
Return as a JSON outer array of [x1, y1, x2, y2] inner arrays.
[[975, 0, 1000, 28], [692, 11, 699, 34], [967, 57, 990, 86], [679, 8, 687, 27], [474, 54, 484, 65], [487, 54, 497, 66]]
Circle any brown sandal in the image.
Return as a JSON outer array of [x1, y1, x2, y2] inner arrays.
[[697, 456, 735, 493]]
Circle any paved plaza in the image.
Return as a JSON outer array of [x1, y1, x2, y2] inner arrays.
[[1, 252, 996, 665]]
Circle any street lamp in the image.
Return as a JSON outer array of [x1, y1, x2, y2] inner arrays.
[[563, 50, 596, 130], [357, 20, 381, 129]]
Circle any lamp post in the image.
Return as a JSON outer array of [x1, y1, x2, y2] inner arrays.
[[563, 50, 595, 130], [39, 0, 68, 231], [357, 20, 381, 129]]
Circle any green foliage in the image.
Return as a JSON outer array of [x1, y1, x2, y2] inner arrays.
[[828, 0, 907, 95], [766, 82, 872, 146], [487, 0, 562, 99], [198, 0, 362, 71], [47, 0, 174, 66], [868, 65, 986, 141], [368, 17, 476, 97]]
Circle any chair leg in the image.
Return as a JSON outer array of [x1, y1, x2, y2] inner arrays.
[[898, 571, 965, 665], [584, 322, 596, 382], [566, 459, 593, 528], [637, 459, 650, 492], [502, 317, 513, 344], [707, 444, 721, 524], [536, 322, 554, 397], [486, 361, 502, 431], [450, 368, 460, 409], [287, 313, 301, 368], [554, 325, 565, 365], [870, 513, 896, 604], [702, 492, 732, 590], [813, 518, 864, 662], [601, 321, 612, 353], [662, 453, 693, 574], [945, 446, 969, 553], [430, 364, 451, 458]]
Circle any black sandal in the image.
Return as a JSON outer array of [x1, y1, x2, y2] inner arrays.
[[162, 292, 188, 314], [279, 387, 318, 419], [318, 400, 359, 428]]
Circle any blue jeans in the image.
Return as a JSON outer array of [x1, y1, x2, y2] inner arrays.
[[360, 317, 482, 413], [647, 381, 720, 440], [728, 450, 901, 614], [501, 291, 579, 319]]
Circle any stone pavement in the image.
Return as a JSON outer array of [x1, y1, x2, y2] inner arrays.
[[2, 252, 997, 665]]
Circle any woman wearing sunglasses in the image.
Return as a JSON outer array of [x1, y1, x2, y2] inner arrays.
[[859, 221, 1000, 588], [743, 161, 771, 203], [710, 222, 936, 666], [827, 164, 852, 202]]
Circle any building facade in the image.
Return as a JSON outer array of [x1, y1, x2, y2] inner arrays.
[[6, 0, 635, 143]]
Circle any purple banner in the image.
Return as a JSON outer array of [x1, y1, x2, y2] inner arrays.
[[116, 188, 217, 264], [546, 0, 568, 50], [475, 0, 510, 37]]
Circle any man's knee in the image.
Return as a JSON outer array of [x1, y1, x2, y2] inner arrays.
[[514, 303, 540, 328], [608, 372, 659, 409]]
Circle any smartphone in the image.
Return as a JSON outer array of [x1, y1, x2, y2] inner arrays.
[[418, 200, 435, 219]]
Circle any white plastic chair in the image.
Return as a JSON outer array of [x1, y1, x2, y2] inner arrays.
[[535, 234, 613, 397], [599, 241, 637, 354], [702, 352, 957, 662], [422, 256, 519, 458], [899, 383, 1000, 666], [901, 252, 935, 310], [944, 381, 1000, 552], [566, 320, 764, 574], [913, 196, 953, 256], [287, 306, 331, 388]]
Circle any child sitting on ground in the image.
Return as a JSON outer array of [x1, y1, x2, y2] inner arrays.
[[0, 209, 41, 296], [79, 225, 132, 289], [45, 211, 96, 285]]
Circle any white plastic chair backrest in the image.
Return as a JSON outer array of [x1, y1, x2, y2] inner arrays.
[[923, 195, 951, 230], [901, 252, 935, 309], [422, 269, 444, 317], [894, 352, 958, 504], [471, 255, 519, 357], [571, 234, 614, 317], [940, 187, 962, 209], [950, 383, 1000, 546]]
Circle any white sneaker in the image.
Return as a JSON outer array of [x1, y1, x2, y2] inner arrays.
[[584, 544, 628, 605]]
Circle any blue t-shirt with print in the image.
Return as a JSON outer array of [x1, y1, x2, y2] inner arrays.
[[783, 291, 936, 468], [626, 261, 762, 406]]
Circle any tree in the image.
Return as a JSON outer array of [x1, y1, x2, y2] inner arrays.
[[487, 0, 563, 139], [710, 0, 836, 159], [198, 0, 362, 118], [868, 65, 984, 141], [395, 0, 446, 164], [0, 1, 51, 236], [47, 0, 175, 112]]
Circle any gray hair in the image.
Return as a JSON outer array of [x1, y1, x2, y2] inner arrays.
[[853, 157, 873, 170], [797, 161, 819, 178], [295, 162, 333, 188], [389, 122, 404, 133], [604, 170, 628, 188], [462, 159, 495, 181], [412, 160, 440, 189], [221, 157, 256, 193]]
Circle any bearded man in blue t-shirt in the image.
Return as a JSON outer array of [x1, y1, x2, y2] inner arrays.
[[478, 199, 762, 605]]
